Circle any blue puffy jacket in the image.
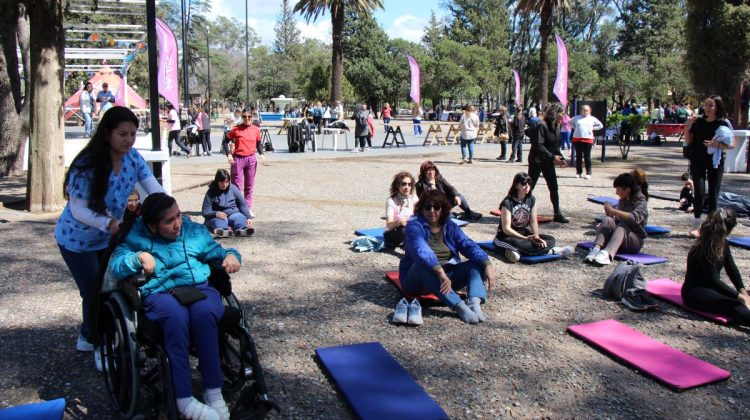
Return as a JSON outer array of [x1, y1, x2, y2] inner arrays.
[[109, 216, 241, 297], [399, 214, 488, 281]]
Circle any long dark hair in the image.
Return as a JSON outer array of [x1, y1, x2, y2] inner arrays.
[[689, 208, 737, 264], [708, 94, 728, 120], [210, 169, 231, 191], [141, 192, 177, 229], [63, 106, 139, 213], [613, 172, 641, 202], [414, 189, 452, 225], [508, 172, 532, 199], [418, 160, 441, 183], [389, 171, 414, 197], [543, 102, 564, 130], [630, 168, 649, 200]]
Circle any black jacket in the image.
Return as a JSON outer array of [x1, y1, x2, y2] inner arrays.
[[415, 176, 460, 204], [529, 121, 563, 162]]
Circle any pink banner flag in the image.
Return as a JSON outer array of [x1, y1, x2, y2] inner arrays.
[[513, 70, 521, 107], [156, 18, 179, 112], [407, 55, 420, 105], [114, 76, 127, 107], [553, 34, 568, 106]]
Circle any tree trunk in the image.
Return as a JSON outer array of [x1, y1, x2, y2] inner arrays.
[[25, 0, 65, 212], [0, 1, 30, 177], [330, 7, 344, 103], [538, 3, 552, 107]]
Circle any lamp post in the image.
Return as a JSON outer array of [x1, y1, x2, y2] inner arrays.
[[245, 0, 249, 107], [180, 0, 190, 111], [206, 26, 211, 117]]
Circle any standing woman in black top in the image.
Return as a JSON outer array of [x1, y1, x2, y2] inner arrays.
[[528, 102, 569, 223], [507, 107, 526, 163], [683, 95, 734, 237], [681, 208, 750, 325], [494, 106, 509, 161]]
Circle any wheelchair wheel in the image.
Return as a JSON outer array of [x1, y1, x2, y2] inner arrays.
[[219, 294, 251, 394], [100, 297, 139, 418]]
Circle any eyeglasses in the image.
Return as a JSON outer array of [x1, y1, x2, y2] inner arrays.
[[423, 204, 441, 211], [400, 182, 412, 187], [242, 115, 252, 118]]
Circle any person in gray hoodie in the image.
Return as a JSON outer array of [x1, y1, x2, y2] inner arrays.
[[202, 169, 255, 237], [353, 103, 371, 153]]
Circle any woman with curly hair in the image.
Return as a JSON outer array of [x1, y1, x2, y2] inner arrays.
[[384, 171, 418, 247]]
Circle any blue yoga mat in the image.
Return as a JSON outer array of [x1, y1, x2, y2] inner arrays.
[[728, 236, 750, 250], [587, 196, 619, 206], [477, 241, 562, 264], [354, 219, 468, 239], [316, 342, 448, 420], [593, 216, 671, 235], [0, 398, 65, 420]]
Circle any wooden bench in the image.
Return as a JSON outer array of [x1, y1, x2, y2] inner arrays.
[[382, 125, 406, 148]]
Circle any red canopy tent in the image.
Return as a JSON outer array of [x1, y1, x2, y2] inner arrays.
[[64, 65, 147, 121]]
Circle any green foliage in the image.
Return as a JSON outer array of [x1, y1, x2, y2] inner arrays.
[[686, 1, 750, 109], [274, 0, 303, 58]]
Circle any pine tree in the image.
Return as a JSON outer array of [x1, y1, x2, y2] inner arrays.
[[274, 0, 302, 57]]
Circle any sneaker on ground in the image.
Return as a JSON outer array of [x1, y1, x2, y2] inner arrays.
[[575, 173, 581, 178], [350, 148, 359, 153], [467, 159, 473, 164], [203, 393, 231, 420], [407, 299, 424, 326], [584, 174, 592, 179], [496, 155, 506, 160], [506, 158, 515, 163], [214, 228, 231, 238], [593, 250, 612, 266], [459, 159, 466, 164], [553, 213, 570, 223], [392, 298, 409, 324], [621, 289, 649, 312], [468, 211, 483, 221], [584, 247, 600, 263], [552, 245, 574, 258], [76, 335, 94, 352], [182, 398, 220, 420], [505, 250, 521, 263]]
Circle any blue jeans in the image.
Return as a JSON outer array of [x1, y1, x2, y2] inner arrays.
[[460, 138, 475, 160], [82, 112, 93, 136], [559, 131, 571, 150], [58, 244, 107, 339], [413, 119, 422, 135], [383, 117, 391, 131], [205, 212, 247, 232], [403, 260, 487, 308], [142, 283, 224, 398]]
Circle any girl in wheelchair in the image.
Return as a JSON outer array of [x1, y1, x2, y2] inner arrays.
[[109, 192, 241, 420]]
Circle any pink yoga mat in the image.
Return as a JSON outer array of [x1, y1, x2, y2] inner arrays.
[[568, 319, 730, 390], [646, 278, 731, 324]]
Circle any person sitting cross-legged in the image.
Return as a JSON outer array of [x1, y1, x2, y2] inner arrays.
[[202, 169, 254, 237], [400, 189, 495, 324]]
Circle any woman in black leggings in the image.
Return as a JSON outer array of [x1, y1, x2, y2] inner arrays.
[[528, 102, 569, 223], [681, 208, 750, 325]]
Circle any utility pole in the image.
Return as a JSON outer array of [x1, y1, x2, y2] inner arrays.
[[245, 0, 250, 106], [206, 26, 211, 117], [180, 0, 189, 111]]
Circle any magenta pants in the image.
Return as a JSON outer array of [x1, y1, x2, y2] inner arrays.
[[231, 153, 257, 209]]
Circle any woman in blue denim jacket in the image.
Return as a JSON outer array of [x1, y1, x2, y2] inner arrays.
[[399, 189, 495, 324], [109, 193, 241, 420]]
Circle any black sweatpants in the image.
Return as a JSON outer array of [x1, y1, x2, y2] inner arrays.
[[690, 158, 724, 219], [494, 233, 555, 256], [168, 130, 191, 155], [573, 142, 593, 175], [528, 157, 561, 215], [683, 287, 750, 326]]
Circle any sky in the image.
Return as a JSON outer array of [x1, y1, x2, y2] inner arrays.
[[207, 0, 449, 46]]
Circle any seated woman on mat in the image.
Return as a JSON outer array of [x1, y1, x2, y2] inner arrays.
[[415, 160, 482, 221], [384, 171, 418, 247], [493, 172, 573, 263], [400, 189, 495, 324], [202, 169, 255, 237], [109, 193, 242, 420], [682, 208, 750, 325], [584, 171, 649, 266]]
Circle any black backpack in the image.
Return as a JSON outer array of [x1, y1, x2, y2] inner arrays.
[[287, 125, 302, 153]]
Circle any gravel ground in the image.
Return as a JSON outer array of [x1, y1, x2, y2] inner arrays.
[[1, 137, 749, 419]]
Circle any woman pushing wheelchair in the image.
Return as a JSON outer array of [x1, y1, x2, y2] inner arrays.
[[108, 193, 241, 420]]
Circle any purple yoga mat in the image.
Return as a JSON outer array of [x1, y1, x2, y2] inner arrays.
[[577, 241, 668, 265], [568, 319, 730, 390], [646, 278, 731, 324]]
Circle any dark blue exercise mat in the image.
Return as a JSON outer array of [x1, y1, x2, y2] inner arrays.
[[587, 196, 619, 206], [728, 236, 750, 250], [593, 216, 671, 235], [477, 241, 562, 264], [316, 342, 448, 420], [0, 398, 65, 420]]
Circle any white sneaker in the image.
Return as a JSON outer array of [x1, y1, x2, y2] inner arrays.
[[392, 298, 408, 324], [182, 398, 220, 420], [407, 299, 423, 326], [203, 393, 230, 420], [575, 173, 581, 178], [213, 228, 230, 238], [350, 148, 359, 153], [76, 335, 94, 352], [584, 247, 600, 263], [505, 250, 521, 263], [584, 174, 592, 180], [552, 245, 574, 258], [593, 250, 612, 266]]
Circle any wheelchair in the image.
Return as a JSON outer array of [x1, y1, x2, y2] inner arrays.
[[96, 267, 277, 419]]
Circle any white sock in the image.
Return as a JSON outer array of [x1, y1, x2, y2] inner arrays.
[[177, 397, 193, 414], [204, 388, 223, 404]]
